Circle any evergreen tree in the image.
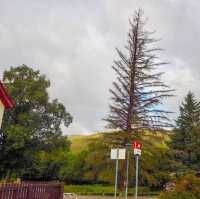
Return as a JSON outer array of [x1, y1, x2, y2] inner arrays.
[[105, 9, 173, 144], [104, 9, 173, 190], [172, 92, 200, 170]]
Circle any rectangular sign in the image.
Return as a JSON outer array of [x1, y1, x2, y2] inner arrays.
[[118, 149, 126, 159], [111, 149, 118, 159], [111, 148, 126, 159], [134, 148, 141, 156]]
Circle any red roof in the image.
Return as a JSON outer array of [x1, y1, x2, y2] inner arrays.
[[0, 80, 15, 109]]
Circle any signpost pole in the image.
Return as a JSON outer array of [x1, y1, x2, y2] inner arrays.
[[125, 143, 132, 199], [135, 155, 139, 199], [111, 148, 126, 199], [114, 149, 119, 199], [133, 141, 142, 199], [125, 149, 129, 199]]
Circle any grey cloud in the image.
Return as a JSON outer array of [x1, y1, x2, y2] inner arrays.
[[0, 0, 200, 134]]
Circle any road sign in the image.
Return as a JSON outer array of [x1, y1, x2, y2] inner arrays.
[[110, 148, 126, 199], [134, 148, 141, 156], [133, 141, 142, 156], [111, 148, 126, 160], [133, 141, 142, 150]]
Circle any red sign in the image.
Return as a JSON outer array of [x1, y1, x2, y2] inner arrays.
[[133, 141, 142, 150]]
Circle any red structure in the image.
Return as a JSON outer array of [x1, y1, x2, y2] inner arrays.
[[0, 182, 63, 199]]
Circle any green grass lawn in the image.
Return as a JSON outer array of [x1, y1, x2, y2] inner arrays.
[[64, 184, 159, 196]]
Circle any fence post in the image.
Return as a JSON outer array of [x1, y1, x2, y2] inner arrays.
[[26, 184, 32, 199], [60, 183, 64, 199]]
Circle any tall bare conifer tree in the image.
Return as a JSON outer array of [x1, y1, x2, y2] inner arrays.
[[105, 9, 173, 144]]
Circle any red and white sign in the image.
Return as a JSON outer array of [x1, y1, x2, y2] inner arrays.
[[133, 141, 142, 156], [133, 141, 142, 150]]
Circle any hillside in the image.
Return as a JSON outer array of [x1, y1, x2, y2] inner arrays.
[[68, 131, 171, 154], [68, 133, 102, 153]]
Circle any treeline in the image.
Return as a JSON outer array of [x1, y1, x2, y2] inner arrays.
[[0, 65, 170, 186], [62, 132, 172, 187], [62, 91, 200, 189]]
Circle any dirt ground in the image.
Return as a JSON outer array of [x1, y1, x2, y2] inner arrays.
[[78, 196, 157, 199]]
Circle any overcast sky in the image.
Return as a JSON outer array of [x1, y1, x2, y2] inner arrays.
[[0, 0, 200, 134]]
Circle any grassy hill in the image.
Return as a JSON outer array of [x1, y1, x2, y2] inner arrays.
[[68, 131, 171, 154], [68, 133, 102, 153], [67, 131, 172, 191]]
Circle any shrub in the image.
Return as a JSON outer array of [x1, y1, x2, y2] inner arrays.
[[159, 174, 200, 199], [159, 191, 197, 199]]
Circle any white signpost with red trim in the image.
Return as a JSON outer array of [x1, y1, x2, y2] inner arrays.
[[133, 141, 142, 156], [133, 141, 142, 199]]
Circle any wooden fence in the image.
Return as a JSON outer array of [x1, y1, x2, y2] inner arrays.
[[0, 182, 64, 199]]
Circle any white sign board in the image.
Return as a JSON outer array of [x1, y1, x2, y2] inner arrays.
[[134, 148, 141, 156], [111, 148, 126, 160]]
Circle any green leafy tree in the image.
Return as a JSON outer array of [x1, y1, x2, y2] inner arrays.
[[82, 140, 113, 184], [23, 145, 69, 180], [171, 92, 200, 170], [0, 65, 72, 179], [60, 151, 88, 184]]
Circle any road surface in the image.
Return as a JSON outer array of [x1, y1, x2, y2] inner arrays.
[[78, 196, 157, 199]]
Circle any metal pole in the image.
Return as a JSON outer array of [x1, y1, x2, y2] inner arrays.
[[135, 155, 139, 199], [114, 149, 119, 199], [125, 150, 129, 199]]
